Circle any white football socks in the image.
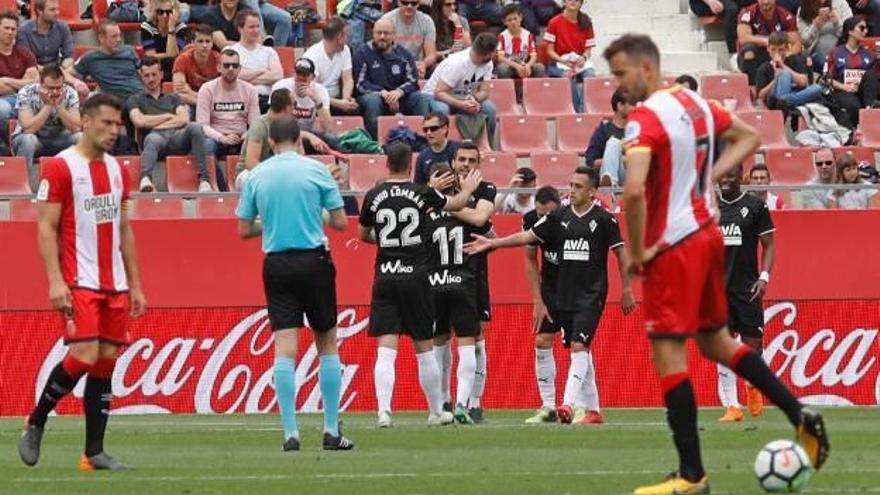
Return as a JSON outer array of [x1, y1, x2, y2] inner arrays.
[[717, 363, 741, 408], [581, 351, 600, 412], [563, 351, 588, 407], [535, 348, 556, 409], [416, 350, 444, 416], [470, 340, 487, 408], [434, 342, 452, 404], [374, 347, 397, 414], [456, 345, 477, 407]]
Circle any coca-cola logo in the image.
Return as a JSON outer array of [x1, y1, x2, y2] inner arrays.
[[763, 302, 879, 406], [36, 308, 370, 415]]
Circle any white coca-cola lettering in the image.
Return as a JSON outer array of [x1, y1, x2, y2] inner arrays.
[[34, 308, 371, 415], [763, 302, 878, 405]]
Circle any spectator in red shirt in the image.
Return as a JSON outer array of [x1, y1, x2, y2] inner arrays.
[[736, 0, 802, 87], [0, 10, 39, 144], [173, 24, 221, 107], [544, 0, 596, 113], [826, 16, 879, 128]]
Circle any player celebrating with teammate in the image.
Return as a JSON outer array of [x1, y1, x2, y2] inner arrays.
[[359, 143, 481, 428], [19, 94, 147, 471], [717, 164, 776, 423], [466, 167, 636, 425], [604, 34, 829, 494]]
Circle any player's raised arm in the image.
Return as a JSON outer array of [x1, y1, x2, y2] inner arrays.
[[713, 115, 761, 182]]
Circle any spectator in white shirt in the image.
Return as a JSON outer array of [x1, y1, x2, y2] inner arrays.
[[748, 163, 786, 210], [828, 153, 879, 208], [303, 17, 359, 115], [230, 9, 282, 112], [794, 147, 836, 209], [270, 58, 340, 150], [494, 166, 537, 213]]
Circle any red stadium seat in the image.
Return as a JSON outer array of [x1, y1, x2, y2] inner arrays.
[[8, 199, 39, 221], [92, 0, 139, 30], [700, 73, 754, 111], [72, 46, 95, 62], [0, 157, 30, 194], [329, 116, 365, 134], [583, 77, 619, 114], [499, 115, 550, 156], [479, 152, 518, 186], [377, 115, 424, 145], [764, 148, 814, 185], [834, 146, 875, 166], [738, 111, 787, 149], [530, 151, 581, 188], [347, 154, 387, 192], [196, 196, 240, 218], [556, 113, 611, 153], [859, 108, 880, 147], [447, 115, 492, 152], [131, 197, 186, 219], [116, 156, 142, 189], [536, 41, 550, 65], [487, 79, 520, 116], [0, 0, 17, 12], [162, 82, 175, 94], [275, 47, 296, 78], [523, 78, 574, 116], [165, 156, 218, 192]]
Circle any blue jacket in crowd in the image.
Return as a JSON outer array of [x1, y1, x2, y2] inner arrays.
[[352, 42, 420, 97]]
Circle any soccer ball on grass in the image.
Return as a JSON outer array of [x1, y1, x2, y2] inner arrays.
[[753, 439, 813, 492]]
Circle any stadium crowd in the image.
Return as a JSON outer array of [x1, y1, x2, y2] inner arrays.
[[0, 0, 878, 212]]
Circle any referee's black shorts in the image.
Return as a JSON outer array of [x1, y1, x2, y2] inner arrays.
[[262, 248, 337, 333]]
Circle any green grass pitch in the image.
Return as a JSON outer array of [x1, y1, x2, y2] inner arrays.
[[1, 408, 877, 494]]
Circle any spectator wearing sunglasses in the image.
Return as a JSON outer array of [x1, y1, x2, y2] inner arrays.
[[793, 147, 836, 209], [826, 16, 880, 128], [381, 0, 441, 78], [414, 112, 460, 184], [141, 0, 187, 81]]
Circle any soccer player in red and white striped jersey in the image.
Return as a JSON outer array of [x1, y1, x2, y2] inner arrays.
[[19, 94, 146, 472], [603, 34, 829, 495]]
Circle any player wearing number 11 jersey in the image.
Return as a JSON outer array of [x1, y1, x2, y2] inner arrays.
[[358, 143, 481, 427]]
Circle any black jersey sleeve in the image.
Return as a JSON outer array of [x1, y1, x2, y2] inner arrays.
[[522, 210, 537, 231], [530, 210, 560, 245], [417, 184, 449, 212], [474, 181, 497, 204], [358, 189, 376, 227], [756, 201, 775, 237], [605, 213, 624, 249]]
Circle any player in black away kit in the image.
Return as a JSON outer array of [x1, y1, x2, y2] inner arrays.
[[426, 163, 486, 424], [716, 164, 776, 423], [358, 143, 481, 428], [433, 141, 496, 422], [466, 167, 636, 425]]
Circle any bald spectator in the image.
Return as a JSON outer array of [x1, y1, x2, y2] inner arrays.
[[173, 24, 221, 107], [353, 18, 429, 139], [197, 48, 260, 188], [381, 0, 440, 77], [70, 20, 143, 100], [794, 147, 836, 208], [0, 11, 39, 137], [303, 17, 359, 115], [229, 9, 283, 112]]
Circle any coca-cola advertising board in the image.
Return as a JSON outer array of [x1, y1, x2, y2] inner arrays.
[[1, 300, 877, 415]]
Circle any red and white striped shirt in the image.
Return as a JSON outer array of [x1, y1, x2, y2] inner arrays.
[[766, 192, 785, 210], [623, 87, 733, 251], [497, 28, 536, 64], [37, 147, 131, 292]]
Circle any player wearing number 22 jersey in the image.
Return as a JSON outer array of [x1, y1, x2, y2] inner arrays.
[[358, 143, 481, 428]]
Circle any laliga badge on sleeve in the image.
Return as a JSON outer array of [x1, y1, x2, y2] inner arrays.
[[36, 179, 49, 201], [623, 121, 641, 144]]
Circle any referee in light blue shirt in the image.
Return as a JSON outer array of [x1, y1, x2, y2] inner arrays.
[[236, 115, 354, 452]]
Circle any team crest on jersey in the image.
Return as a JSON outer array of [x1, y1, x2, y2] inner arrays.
[[589, 220, 598, 232], [36, 179, 49, 201], [740, 207, 749, 218]]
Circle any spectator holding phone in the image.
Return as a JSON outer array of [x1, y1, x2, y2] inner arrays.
[[797, 0, 853, 69]]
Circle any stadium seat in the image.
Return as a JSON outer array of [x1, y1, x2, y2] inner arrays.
[[859, 108, 880, 147], [377, 115, 424, 145], [479, 152, 518, 186], [487, 79, 520, 116], [530, 151, 581, 188], [834, 146, 875, 165], [196, 197, 240, 218], [347, 154, 387, 192], [8, 199, 39, 221], [131, 197, 186, 219], [556, 113, 611, 153], [328, 116, 365, 134], [583, 77, 619, 114], [165, 156, 218, 192], [859, 36, 880, 51], [275, 47, 296, 78], [523, 78, 574, 116], [0, 0, 16, 12], [700, 73, 754, 111], [72, 46, 95, 62], [0, 157, 30, 194], [447, 115, 492, 152], [116, 156, 142, 188], [738, 111, 787, 149], [764, 148, 815, 185], [499, 115, 550, 156], [92, 0, 138, 31], [226, 156, 240, 191]]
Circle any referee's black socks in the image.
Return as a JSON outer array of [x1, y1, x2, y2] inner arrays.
[[730, 346, 803, 427], [661, 372, 705, 483]]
